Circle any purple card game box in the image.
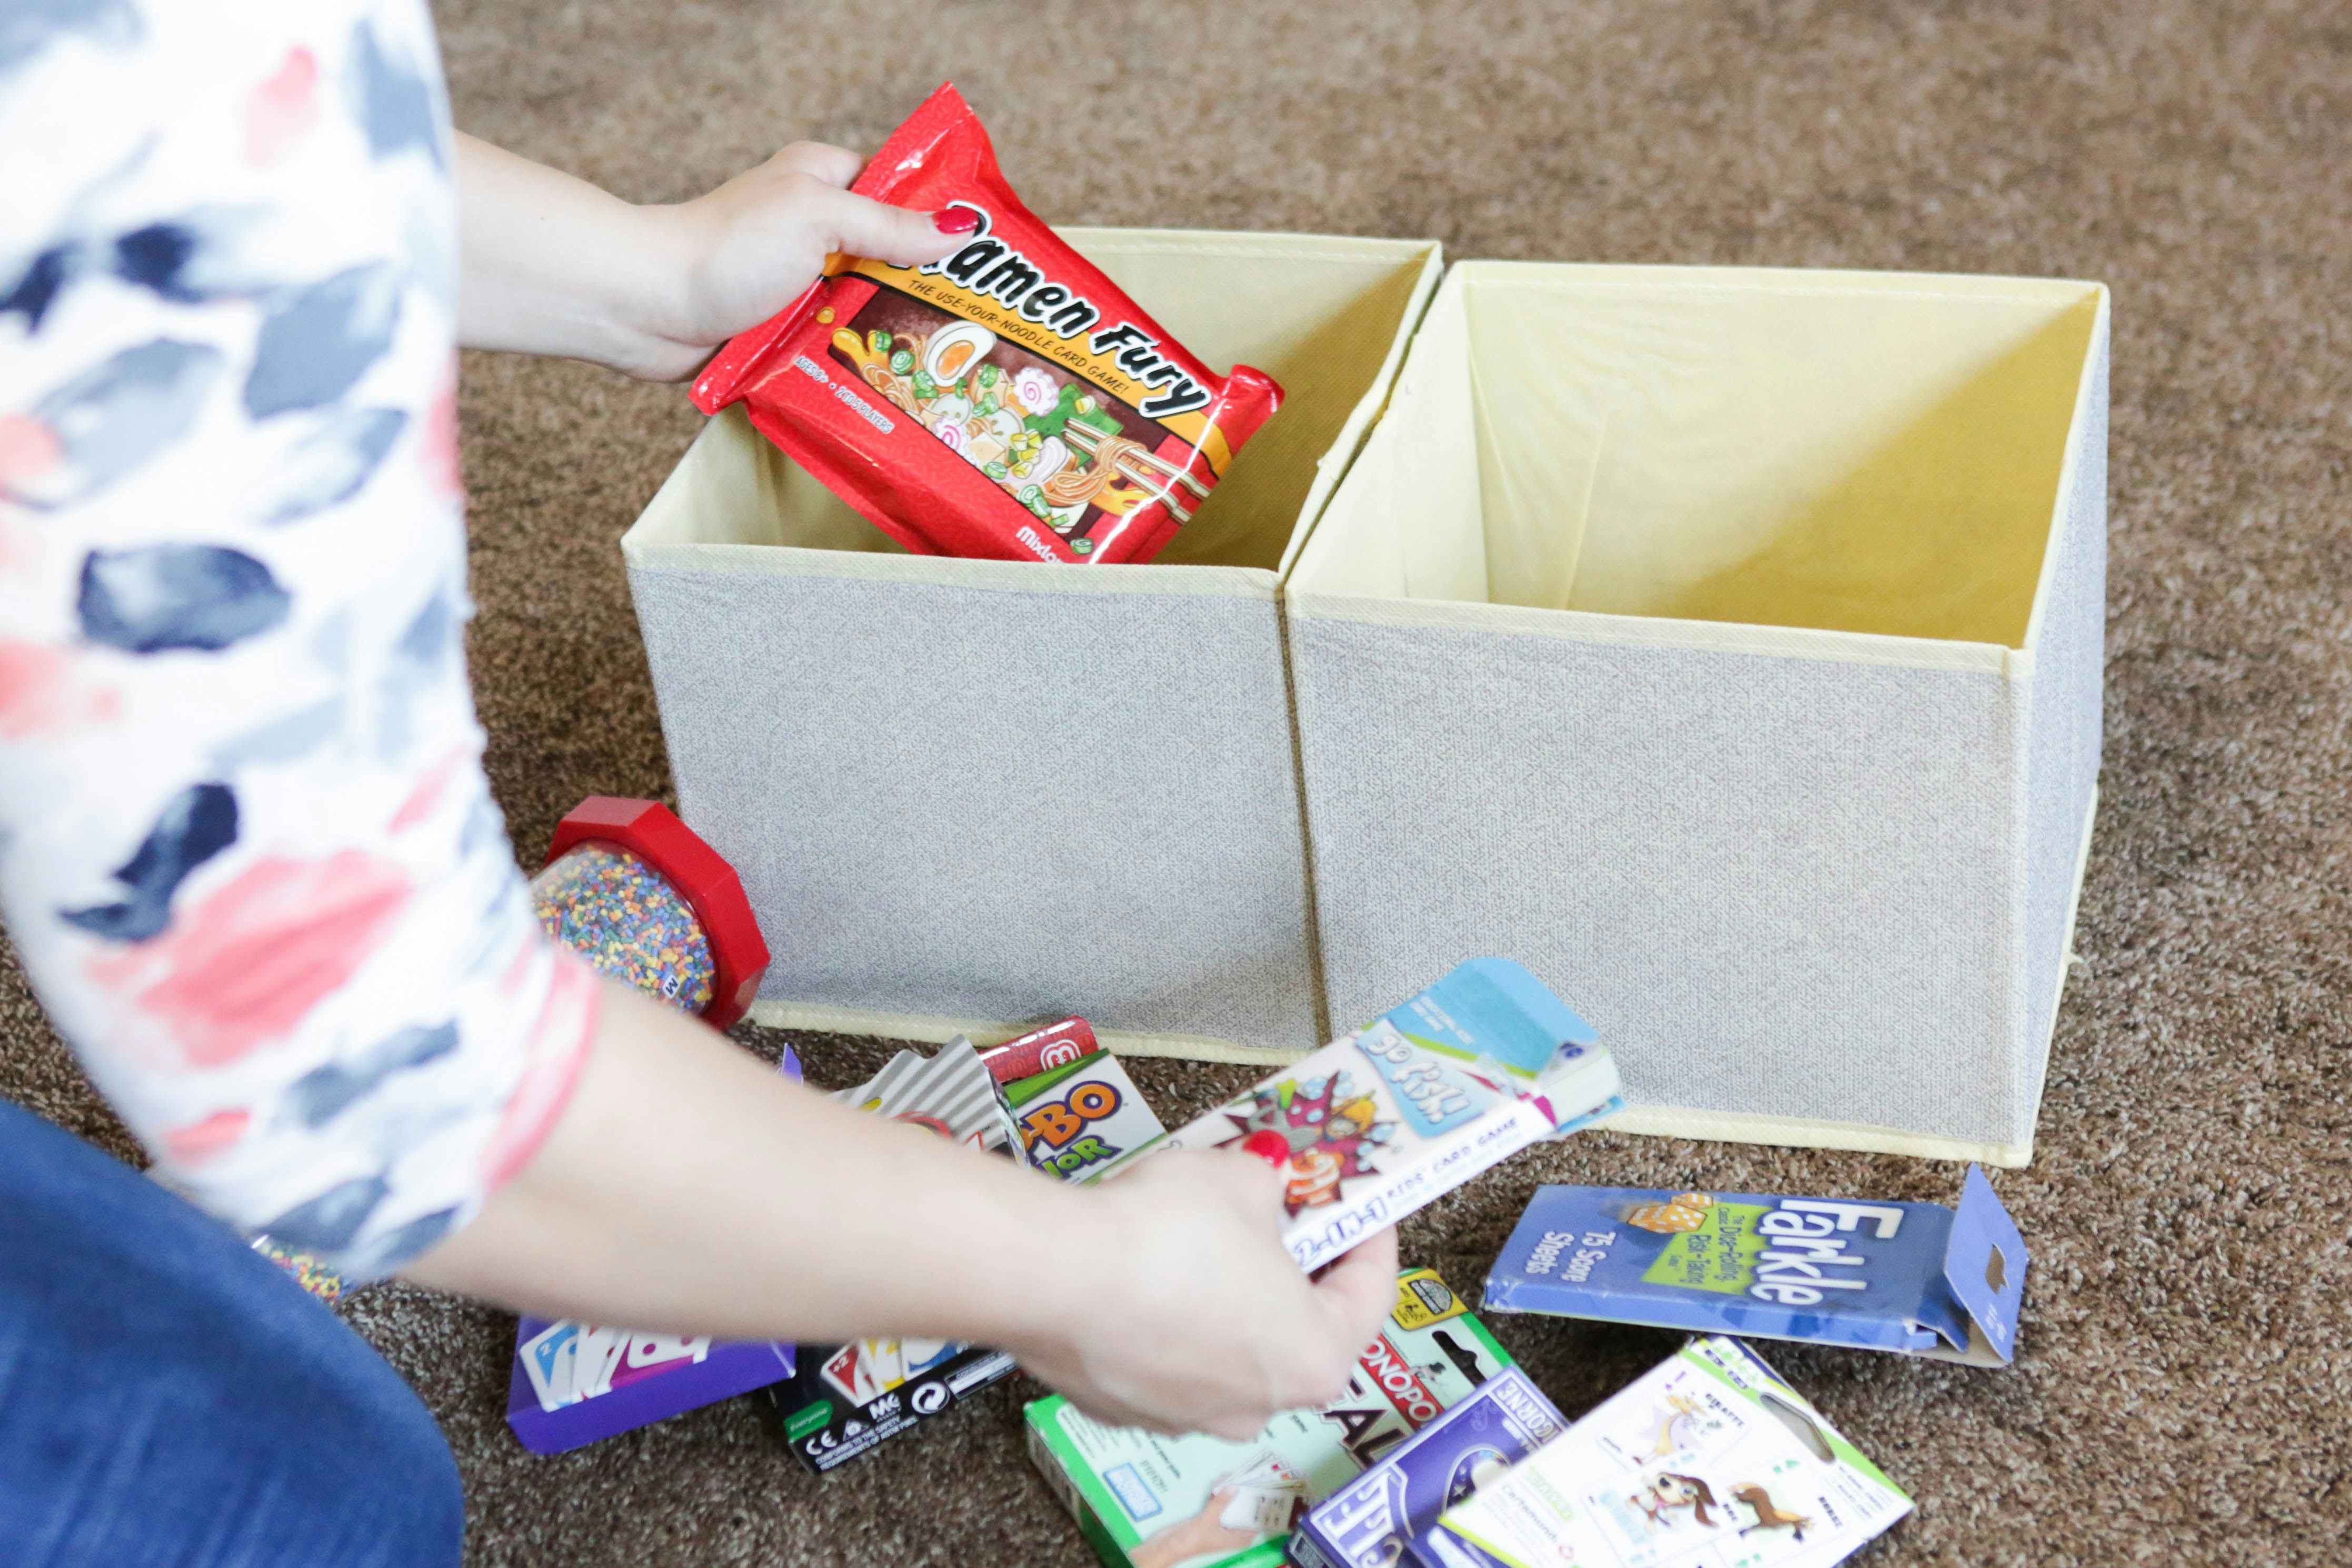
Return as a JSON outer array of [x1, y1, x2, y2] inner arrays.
[[506, 1327, 797, 1454], [1289, 1366, 1567, 1568], [504, 1047, 803, 1454]]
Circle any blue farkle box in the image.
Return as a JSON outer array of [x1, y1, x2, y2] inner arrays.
[[1482, 1166, 2028, 1366], [1289, 1366, 1567, 1568]]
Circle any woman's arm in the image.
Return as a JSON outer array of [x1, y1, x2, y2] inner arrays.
[[436, 135, 1404, 1433], [453, 134, 964, 381], [0, 9, 1385, 1444], [404, 978, 1400, 1439]]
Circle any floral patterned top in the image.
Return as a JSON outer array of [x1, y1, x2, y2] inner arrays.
[[0, 0, 597, 1282]]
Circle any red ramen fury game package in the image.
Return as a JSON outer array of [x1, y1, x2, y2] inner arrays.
[[1103, 960, 1622, 1273], [693, 84, 1282, 565], [1026, 1269, 1513, 1568]]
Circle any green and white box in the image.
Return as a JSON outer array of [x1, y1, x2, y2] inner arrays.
[[1026, 1268, 1508, 1568], [1418, 1335, 1911, 1568], [1288, 264, 2109, 1164]]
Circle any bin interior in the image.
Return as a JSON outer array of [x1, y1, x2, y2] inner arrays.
[[1294, 265, 2102, 647], [631, 232, 1439, 576]]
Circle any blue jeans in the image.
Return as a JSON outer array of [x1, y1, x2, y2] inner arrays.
[[0, 1098, 462, 1567]]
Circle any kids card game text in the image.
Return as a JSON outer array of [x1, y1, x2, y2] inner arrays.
[[1109, 960, 1622, 1272]]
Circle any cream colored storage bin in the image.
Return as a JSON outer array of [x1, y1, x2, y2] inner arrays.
[[624, 231, 1442, 1061], [1288, 263, 2109, 1164]]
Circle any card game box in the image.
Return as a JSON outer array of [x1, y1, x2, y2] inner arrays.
[[1483, 1166, 2028, 1366], [505, 1047, 804, 1454], [979, 1015, 1101, 1083], [1289, 1365, 1568, 1568], [1414, 1336, 1911, 1568], [1002, 1047, 1167, 1182], [1025, 1268, 1513, 1568], [1104, 959, 1622, 1272], [759, 1036, 1036, 1470], [507, 1324, 797, 1454], [835, 1035, 1022, 1152], [764, 1337, 1021, 1472]]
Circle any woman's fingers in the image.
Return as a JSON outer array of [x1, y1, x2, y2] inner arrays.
[[1285, 1226, 1399, 1406], [799, 179, 963, 269], [770, 140, 863, 189], [1317, 1224, 1401, 1344]]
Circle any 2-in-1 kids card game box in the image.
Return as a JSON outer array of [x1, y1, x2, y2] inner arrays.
[[1483, 1167, 2028, 1366], [1415, 1336, 1911, 1568], [1103, 959, 1622, 1273], [1026, 1269, 1508, 1568]]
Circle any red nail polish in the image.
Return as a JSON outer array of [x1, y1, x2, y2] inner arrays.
[[933, 207, 980, 235], [1241, 1130, 1292, 1167]]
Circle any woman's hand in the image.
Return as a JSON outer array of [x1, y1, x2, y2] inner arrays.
[[1129, 1491, 1264, 1568], [454, 134, 964, 382], [642, 142, 965, 381], [1010, 1149, 1402, 1439]]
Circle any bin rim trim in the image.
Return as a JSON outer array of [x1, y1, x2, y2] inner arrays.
[[1282, 587, 2026, 675]]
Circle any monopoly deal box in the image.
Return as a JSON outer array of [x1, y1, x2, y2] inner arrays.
[[1025, 1268, 1511, 1568], [1482, 1167, 2029, 1366], [625, 230, 1443, 1065], [1289, 264, 2109, 1164]]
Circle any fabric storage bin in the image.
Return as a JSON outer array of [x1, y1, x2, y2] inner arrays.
[[624, 230, 1442, 1062], [1287, 263, 2109, 1164]]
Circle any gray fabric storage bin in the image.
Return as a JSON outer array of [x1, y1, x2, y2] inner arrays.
[[1287, 263, 2110, 1164], [624, 231, 1442, 1062]]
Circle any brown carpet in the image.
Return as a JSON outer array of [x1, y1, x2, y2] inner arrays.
[[6, 1, 2349, 1562]]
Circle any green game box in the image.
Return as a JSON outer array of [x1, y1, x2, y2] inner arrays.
[[1026, 1269, 1512, 1568]]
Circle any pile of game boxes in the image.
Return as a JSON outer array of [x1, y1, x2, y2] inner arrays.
[[502, 961, 2031, 1568], [504, 1014, 1162, 1466]]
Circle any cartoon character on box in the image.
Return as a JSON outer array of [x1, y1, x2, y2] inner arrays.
[[1644, 1393, 1725, 1459], [1731, 1484, 1813, 1541], [1226, 1070, 1398, 1215], [1632, 1471, 1722, 1529], [1600, 1466, 1812, 1555]]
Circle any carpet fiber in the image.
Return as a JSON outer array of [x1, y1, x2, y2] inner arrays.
[[7, 1, 2349, 1562]]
